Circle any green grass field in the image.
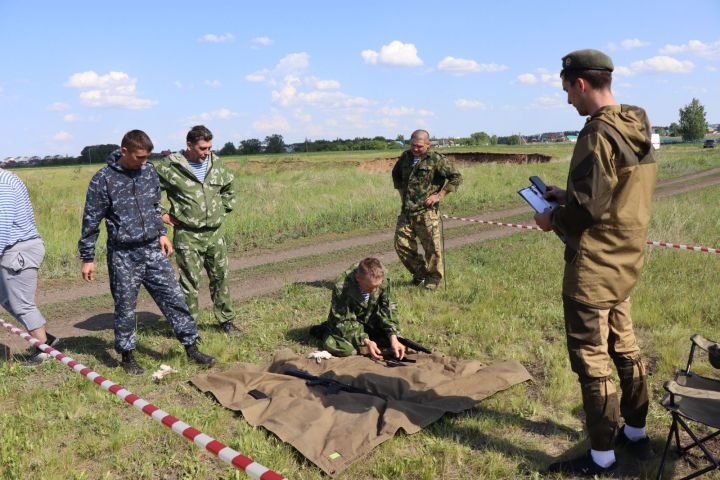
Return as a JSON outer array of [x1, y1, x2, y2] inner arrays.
[[1, 144, 720, 479], [13, 142, 720, 278]]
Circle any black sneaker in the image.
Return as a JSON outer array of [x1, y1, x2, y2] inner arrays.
[[185, 344, 215, 366], [545, 450, 616, 476], [615, 425, 655, 461], [219, 321, 241, 336], [21, 333, 58, 366], [121, 350, 145, 375]]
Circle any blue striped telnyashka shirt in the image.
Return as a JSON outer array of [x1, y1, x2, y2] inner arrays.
[[0, 169, 40, 252], [188, 157, 209, 183]]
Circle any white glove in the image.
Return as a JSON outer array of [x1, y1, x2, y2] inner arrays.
[[307, 350, 334, 364]]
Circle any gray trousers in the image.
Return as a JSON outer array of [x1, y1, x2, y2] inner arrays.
[[0, 238, 46, 331]]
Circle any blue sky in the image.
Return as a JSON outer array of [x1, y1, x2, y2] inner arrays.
[[1, 0, 718, 156]]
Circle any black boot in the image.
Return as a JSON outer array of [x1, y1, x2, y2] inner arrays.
[[185, 344, 215, 366], [22, 333, 59, 366], [121, 350, 145, 375], [219, 321, 241, 336]]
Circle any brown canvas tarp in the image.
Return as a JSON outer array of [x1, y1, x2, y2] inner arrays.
[[191, 349, 532, 476]]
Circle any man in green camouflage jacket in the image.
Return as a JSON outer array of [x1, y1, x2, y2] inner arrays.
[[154, 125, 239, 335], [392, 130, 462, 291], [310, 258, 406, 359], [535, 49, 656, 476]]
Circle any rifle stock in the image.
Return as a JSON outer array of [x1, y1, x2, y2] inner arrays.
[[284, 367, 375, 396]]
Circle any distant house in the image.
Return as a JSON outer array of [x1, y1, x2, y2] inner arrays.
[[566, 135, 578, 143]]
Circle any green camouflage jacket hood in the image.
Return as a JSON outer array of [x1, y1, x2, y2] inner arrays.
[[154, 152, 236, 230]]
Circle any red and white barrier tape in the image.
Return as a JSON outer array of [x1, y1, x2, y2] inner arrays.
[[442, 214, 720, 255], [0, 318, 286, 480]]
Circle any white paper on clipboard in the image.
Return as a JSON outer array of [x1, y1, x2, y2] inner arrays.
[[518, 185, 558, 213]]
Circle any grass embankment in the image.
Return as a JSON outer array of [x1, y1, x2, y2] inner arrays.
[[15, 143, 720, 279], [1, 161, 719, 478]]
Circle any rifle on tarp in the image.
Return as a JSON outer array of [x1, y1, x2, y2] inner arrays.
[[284, 367, 378, 396]]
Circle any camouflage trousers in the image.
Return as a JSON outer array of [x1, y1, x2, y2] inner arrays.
[[563, 296, 649, 451], [394, 209, 443, 285], [319, 321, 389, 357], [108, 241, 199, 353], [173, 227, 235, 324]]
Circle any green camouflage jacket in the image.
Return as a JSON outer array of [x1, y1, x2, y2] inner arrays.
[[551, 104, 657, 308], [326, 264, 399, 349], [392, 149, 462, 214], [154, 152, 236, 230]]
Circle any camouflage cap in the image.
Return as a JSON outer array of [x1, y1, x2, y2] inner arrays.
[[561, 49, 614, 75]]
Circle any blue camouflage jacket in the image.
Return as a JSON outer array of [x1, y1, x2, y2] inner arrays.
[[78, 150, 167, 261]]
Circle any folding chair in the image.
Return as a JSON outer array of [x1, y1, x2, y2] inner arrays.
[[657, 334, 720, 480]]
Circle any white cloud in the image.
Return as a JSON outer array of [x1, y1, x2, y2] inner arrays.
[[47, 102, 70, 111], [305, 76, 341, 90], [246, 70, 269, 82], [293, 109, 312, 123], [252, 112, 292, 132], [437, 56, 507, 75], [517, 73, 538, 84], [248, 52, 310, 84], [52, 131, 72, 141], [296, 91, 370, 109], [606, 42, 617, 51], [361, 41, 423, 67], [173, 81, 183, 89], [65, 71, 157, 109], [630, 55, 694, 73], [204, 79, 222, 88], [621, 38, 650, 49], [198, 33, 235, 43], [530, 93, 565, 109], [614, 66, 635, 77], [379, 106, 434, 117], [251, 36, 273, 47], [186, 108, 239, 124], [707, 65, 718, 72], [660, 39, 720, 60], [454, 99, 487, 110], [63, 113, 80, 122], [275, 52, 310, 75]]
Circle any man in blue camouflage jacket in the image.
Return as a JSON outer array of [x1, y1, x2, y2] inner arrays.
[[78, 130, 215, 375]]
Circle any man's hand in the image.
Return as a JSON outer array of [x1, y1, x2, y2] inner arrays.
[[424, 190, 445, 207], [544, 185, 567, 205], [162, 213, 180, 226], [534, 209, 554, 232], [389, 335, 406, 360], [363, 338, 383, 360], [81, 261, 95, 282], [159, 235, 173, 257]]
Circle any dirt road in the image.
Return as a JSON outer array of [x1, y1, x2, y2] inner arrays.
[[3, 168, 719, 349]]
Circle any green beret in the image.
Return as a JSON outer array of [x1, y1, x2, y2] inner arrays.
[[561, 49, 614, 75]]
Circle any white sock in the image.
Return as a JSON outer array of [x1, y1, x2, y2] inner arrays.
[[623, 424, 647, 441], [590, 449, 616, 468]]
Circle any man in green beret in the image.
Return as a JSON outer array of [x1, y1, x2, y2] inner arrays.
[[309, 257, 406, 360], [392, 130, 462, 291], [535, 48, 657, 475]]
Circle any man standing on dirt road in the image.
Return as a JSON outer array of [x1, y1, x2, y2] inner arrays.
[[78, 129, 215, 375], [392, 130, 462, 291], [534, 49, 657, 476], [154, 125, 239, 336], [0, 168, 57, 364]]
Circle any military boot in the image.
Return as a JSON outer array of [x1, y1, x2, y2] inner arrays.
[[185, 344, 216, 366], [121, 350, 145, 376]]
